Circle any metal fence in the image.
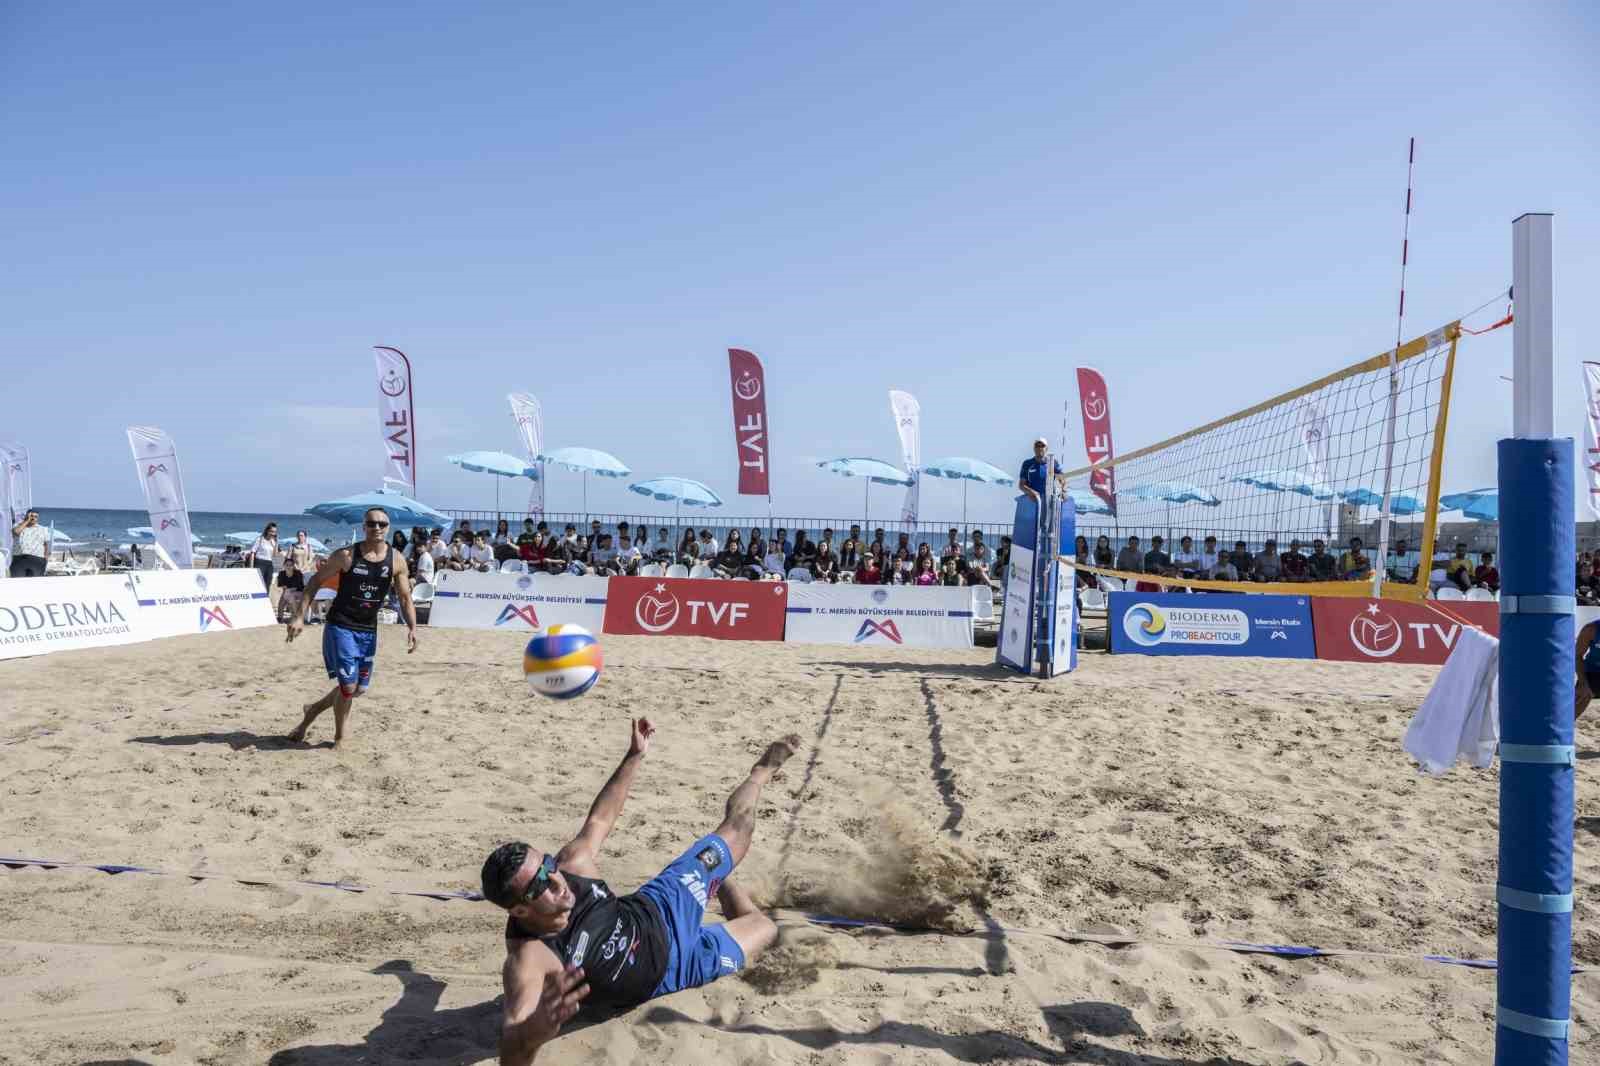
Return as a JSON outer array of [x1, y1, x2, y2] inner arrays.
[[441, 509, 1017, 545]]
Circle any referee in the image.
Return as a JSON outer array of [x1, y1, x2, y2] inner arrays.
[[1017, 437, 1065, 504]]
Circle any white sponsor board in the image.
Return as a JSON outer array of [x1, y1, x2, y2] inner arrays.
[[998, 543, 1035, 668], [132, 569, 276, 639], [784, 583, 973, 649], [0, 574, 144, 660], [429, 571, 609, 631]]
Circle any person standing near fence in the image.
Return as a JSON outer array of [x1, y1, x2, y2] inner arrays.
[[8, 509, 49, 577], [246, 522, 279, 594]]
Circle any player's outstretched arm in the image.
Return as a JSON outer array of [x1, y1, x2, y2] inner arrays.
[[500, 958, 587, 1066], [556, 718, 654, 876], [392, 552, 419, 652], [286, 549, 349, 643]]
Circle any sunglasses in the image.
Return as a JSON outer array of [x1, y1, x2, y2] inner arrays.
[[365, 520, 390, 529], [516, 853, 559, 905]]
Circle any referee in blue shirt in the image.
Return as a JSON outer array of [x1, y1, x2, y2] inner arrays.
[[1017, 436, 1065, 504]]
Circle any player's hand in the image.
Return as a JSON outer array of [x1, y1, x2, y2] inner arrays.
[[406, 627, 418, 654], [286, 618, 304, 644], [629, 717, 655, 757], [529, 965, 588, 1044]]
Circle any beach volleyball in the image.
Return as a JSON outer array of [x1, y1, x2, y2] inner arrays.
[[523, 623, 604, 700]]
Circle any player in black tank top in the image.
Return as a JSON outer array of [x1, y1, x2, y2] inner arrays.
[[284, 507, 418, 748], [482, 720, 803, 1065]]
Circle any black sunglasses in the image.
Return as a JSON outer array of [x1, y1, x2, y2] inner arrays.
[[517, 853, 558, 905], [365, 520, 390, 529]]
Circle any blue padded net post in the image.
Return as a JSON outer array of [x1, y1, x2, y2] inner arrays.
[[1495, 436, 1574, 1064]]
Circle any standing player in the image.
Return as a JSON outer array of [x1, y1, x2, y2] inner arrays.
[[286, 507, 417, 749], [480, 720, 800, 1065]]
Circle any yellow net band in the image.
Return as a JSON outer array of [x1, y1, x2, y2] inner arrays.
[[1062, 559, 1428, 602]]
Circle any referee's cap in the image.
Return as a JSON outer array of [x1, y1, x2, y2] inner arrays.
[[1033, 436, 1048, 446]]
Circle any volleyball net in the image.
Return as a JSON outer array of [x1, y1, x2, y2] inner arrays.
[[1062, 320, 1463, 601]]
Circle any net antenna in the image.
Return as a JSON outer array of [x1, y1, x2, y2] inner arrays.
[[1372, 138, 1416, 596]]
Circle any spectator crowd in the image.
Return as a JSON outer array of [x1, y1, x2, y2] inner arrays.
[[393, 519, 1009, 588]]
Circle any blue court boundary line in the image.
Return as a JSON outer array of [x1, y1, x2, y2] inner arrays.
[[3, 855, 1589, 976]]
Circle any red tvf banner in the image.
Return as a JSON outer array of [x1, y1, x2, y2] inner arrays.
[[1311, 598, 1500, 666], [1074, 367, 1116, 515], [728, 348, 770, 496], [603, 577, 787, 641]]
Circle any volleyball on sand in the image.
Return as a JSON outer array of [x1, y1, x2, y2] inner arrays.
[[523, 624, 603, 699]]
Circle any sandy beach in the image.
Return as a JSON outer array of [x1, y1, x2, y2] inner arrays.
[[1, 627, 1596, 1065]]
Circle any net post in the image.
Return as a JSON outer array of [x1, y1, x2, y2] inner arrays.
[[1495, 211, 1570, 1066]]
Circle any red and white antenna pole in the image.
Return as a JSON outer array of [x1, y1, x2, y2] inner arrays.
[[1373, 137, 1415, 598]]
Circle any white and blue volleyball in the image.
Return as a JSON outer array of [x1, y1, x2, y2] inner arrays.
[[523, 623, 604, 700]]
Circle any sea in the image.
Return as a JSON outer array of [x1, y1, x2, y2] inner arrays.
[[30, 507, 367, 550]]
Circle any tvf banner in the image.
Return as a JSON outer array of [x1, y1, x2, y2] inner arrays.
[[603, 576, 787, 641], [728, 349, 770, 497], [374, 346, 417, 495]]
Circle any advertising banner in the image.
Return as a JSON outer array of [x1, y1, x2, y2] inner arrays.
[[1585, 361, 1600, 519], [728, 349, 771, 497], [1109, 592, 1316, 658], [0, 440, 26, 573], [1311, 598, 1499, 665], [603, 577, 787, 641], [430, 571, 609, 632], [1073, 368, 1116, 515], [126, 426, 196, 568], [508, 392, 544, 517], [374, 345, 417, 495], [131, 569, 275, 639], [784, 583, 973, 649], [997, 493, 1038, 672], [889, 389, 920, 522], [0, 574, 144, 660]]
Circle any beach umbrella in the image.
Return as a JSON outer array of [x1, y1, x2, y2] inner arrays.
[[1226, 470, 1336, 500], [304, 488, 451, 530], [1064, 488, 1114, 516], [920, 456, 1013, 526], [1441, 487, 1498, 522], [126, 526, 202, 544], [447, 450, 540, 515], [627, 476, 723, 536], [1340, 488, 1424, 515], [815, 457, 912, 527], [538, 446, 631, 518], [1126, 481, 1221, 544]]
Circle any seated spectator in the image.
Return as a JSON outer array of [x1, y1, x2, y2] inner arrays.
[[913, 556, 938, 586], [890, 547, 914, 585], [1199, 535, 1221, 576], [762, 542, 787, 578], [1072, 535, 1094, 588], [869, 528, 888, 559], [457, 519, 475, 543], [276, 559, 306, 622], [1115, 536, 1144, 573], [939, 557, 964, 587], [856, 552, 884, 585], [1339, 537, 1371, 580], [447, 534, 472, 572], [1210, 553, 1239, 581], [1253, 539, 1281, 582], [969, 531, 994, 586], [677, 528, 698, 567], [941, 528, 964, 562], [1229, 540, 1253, 579], [589, 519, 603, 545], [723, 529, 745, 565], [413, 541, 437, 583], [995, 535, 1012, 574], [792, 532, 817, 571], [1444, 543, 1473, 593], [428, 530, 449, 565], [813, 543, 839, 582], [1387, 538, 1413, 582], [1474, 551, 1500, 593], [712, 543, 745, 578], [819, 528, 836, 557], [914, 542, 935, 574], [1279, 540, 1308, 581], [615, 534, 643, 576], [839, 530, 861, 571], [772, 528, 792, 557], [1144, 535, 1172, 574], [1307, 539, 1337, 580], [469, 532, 497, 572], [1093, 535, 1114, 569], [494, 519, 513, 550], [516, 520, 539, 560], [1172, 535, 1201, 579], [589, 534, 619, 574], [649, 527, 673, 563], [696, 529, 719, 562]]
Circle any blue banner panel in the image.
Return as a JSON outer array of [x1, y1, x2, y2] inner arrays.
[[1107, 591, 1315, 658]]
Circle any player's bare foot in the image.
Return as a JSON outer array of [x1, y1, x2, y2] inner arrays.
[[757, 734, 802, 771], [287, 708, 312, 743]]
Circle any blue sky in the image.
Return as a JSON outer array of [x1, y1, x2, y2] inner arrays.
[[3, 2, 1596, 524]]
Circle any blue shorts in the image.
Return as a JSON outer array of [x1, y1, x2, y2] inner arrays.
[[322, 624, 377, 695], [636, 833, 745, 999]]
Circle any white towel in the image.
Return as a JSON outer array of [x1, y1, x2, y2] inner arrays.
[[1403, 626, 1500, 775]]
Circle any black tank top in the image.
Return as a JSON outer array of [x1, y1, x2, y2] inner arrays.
[[506, 872, 668, 1008], [326, 546, 395, 632]]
